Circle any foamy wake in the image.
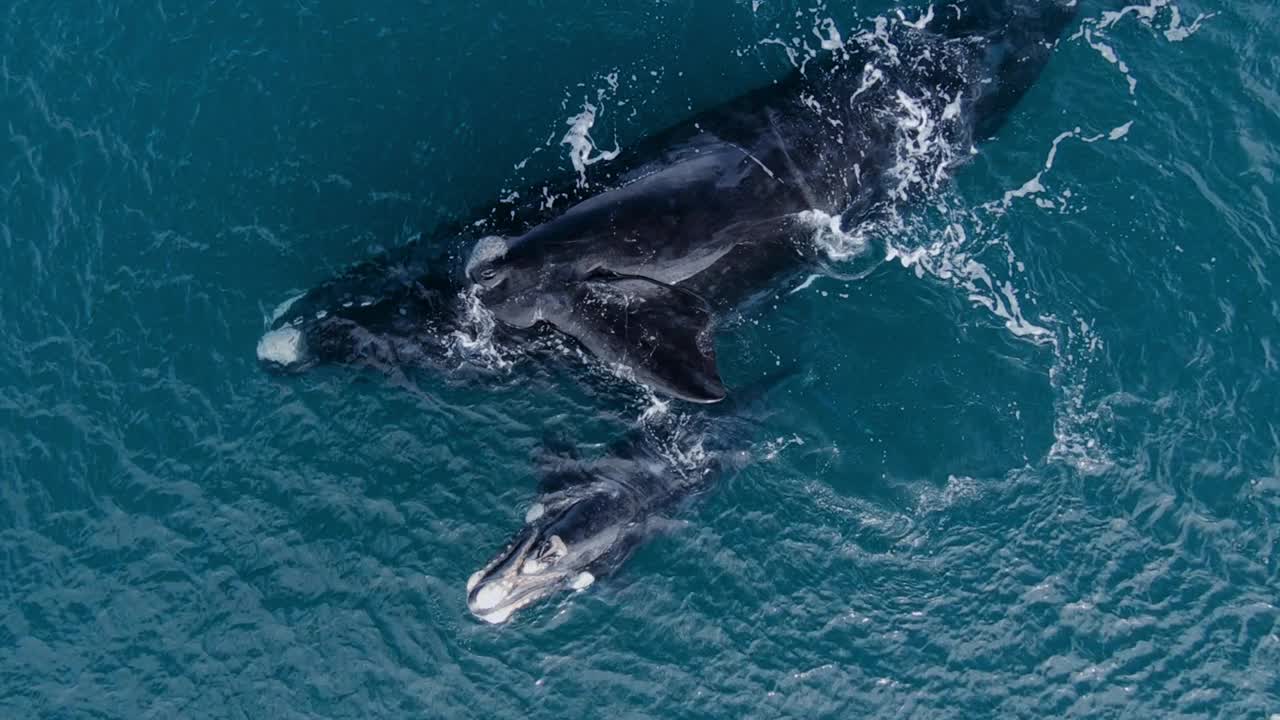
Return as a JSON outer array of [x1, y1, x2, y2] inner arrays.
[[755, 10, 1120, 473], [880, 206, 1111, 473], [561, 71, 622, 187], [795, 209, 870, 262], [986, 124, 1134, 216], [502, 5, 1207, 474], [562, 101, 620, 186], [632, 400, 714, 482], [448, 286, 513, 371]]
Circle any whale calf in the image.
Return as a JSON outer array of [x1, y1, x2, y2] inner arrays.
[[466, 427, 715, 625], [258, 1, 1079, 402], [466, 371, 789, 624]]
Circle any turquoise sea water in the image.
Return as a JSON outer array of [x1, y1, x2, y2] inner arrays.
[[2, 1, 1278, 717]]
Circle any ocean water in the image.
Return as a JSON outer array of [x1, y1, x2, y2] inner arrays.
[[2, 0, 1278, 717]]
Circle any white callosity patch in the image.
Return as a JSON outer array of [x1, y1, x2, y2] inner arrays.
[[256, 326, 305, 366], [472, 581, 512, 613], [520, 558, 547, 575], [474, 604, 519, 625], [570, 572, 595, 591], [464, 235, 508, 278]]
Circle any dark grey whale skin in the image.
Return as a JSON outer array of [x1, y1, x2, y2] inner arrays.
[[259, 1, 1078, 401]]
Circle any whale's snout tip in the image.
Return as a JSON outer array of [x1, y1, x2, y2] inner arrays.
[[466, 575, 521, 625], [256, 325, 307, 368]]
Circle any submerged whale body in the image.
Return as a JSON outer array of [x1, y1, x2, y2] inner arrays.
[[258, 0, 1079, 403]]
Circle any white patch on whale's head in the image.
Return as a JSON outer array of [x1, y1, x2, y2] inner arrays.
[[465, 235, 510, 290], [256, 326, 306, 367]]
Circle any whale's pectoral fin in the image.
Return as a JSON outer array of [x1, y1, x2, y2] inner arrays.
[[548, 275, 726, 403]]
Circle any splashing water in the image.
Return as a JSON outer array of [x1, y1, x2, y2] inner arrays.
[[745, 7, 1195, 474], [796, 208, 870, 262], [561, 102, 621, 187], [449, 285, 514, 371], [560, 72, 623, 187]]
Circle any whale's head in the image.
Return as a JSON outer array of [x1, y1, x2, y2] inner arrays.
[[257, 258, 463, 373], [466, 486, 639, 624], [464, 235, 512, 292], [463, 235, 544, 327]]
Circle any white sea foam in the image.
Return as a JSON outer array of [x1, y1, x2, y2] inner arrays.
[[895, 4, 934, 31], [987, 123, 1136, 215], [885, 219, 1053, 342], [916, 474, 980, 514], [814, 17, 845, 52], [1161, 6, 1217, 42], [796, 209, 869, 262], [1074, 0, 1217, 94], [267, 292, 304, 325], [789, 273, 821, 295], [1097, 0, 1216, 41], [762, 434, 806, 462], [1082, 28, 1137, 95], [449, 286, 513, 371], [562, 101, 620, 186]]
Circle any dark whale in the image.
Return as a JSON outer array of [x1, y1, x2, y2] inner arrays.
[[459, 0, 1082, 622], [467, 371, 793, 624], [258, 0, 1078, 402]]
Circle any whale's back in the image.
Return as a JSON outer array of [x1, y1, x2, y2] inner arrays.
[[936, 0, 1081, 137]]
